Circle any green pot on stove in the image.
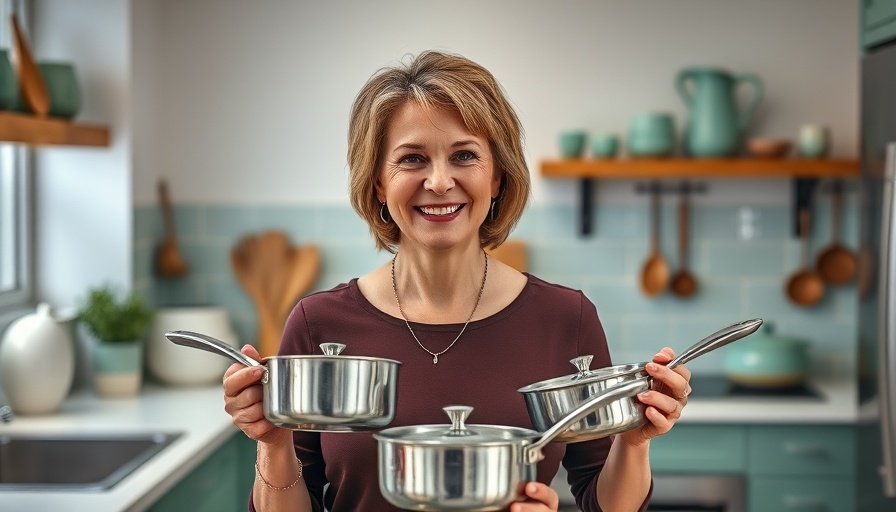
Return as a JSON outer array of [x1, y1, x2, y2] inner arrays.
[[722, 322, 809, 389]]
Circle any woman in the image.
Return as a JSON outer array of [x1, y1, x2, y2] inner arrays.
[[223, 50, 692, 512]]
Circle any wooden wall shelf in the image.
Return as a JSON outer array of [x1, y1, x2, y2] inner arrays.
[[541, 158, 859, 179], [540, 158, 860, 236], [0, 111, 110, 147]]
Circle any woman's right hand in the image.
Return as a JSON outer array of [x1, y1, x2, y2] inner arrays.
[[222, 345, 292, 446]]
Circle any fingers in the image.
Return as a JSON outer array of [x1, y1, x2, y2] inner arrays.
[[510, 482, 559, 512], [222, 345, 272, 440]]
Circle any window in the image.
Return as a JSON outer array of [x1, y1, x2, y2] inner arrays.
[[0, 144, 31, 312], [0, 0, 31, 315]]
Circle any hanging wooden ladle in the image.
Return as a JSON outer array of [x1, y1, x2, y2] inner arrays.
[[670, 185, 698, 298], [815, 181, 857, 285], [154, 179, 189, 278], [10, 14, 49, 116], [640, 183, 669, 297], [785, 207, 825, 307]]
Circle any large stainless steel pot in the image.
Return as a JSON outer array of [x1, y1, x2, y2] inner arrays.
[[373, 379, 648, 511], [166, 330, 401, 431], [518, 318, 763, 443]]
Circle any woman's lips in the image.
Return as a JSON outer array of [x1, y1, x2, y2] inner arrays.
[[416, 204, 464, 222]]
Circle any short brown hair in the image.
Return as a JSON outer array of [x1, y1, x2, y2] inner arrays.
[[347, 50, 530, 252]]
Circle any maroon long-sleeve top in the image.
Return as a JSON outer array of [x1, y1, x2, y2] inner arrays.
[[247, 274, 651, 511]]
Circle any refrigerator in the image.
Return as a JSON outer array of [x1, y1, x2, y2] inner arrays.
[[857, 39, 896, 512]]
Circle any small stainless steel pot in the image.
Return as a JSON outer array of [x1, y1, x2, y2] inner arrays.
[[373, 379, 648, 511], [518, 318, 763, 443], [166, 330, 401, 431]]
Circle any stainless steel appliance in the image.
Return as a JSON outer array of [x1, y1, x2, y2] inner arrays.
[[857, 37, 896, 511]]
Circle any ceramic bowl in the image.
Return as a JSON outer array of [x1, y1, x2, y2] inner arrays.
[[747, 137, 792, 159]]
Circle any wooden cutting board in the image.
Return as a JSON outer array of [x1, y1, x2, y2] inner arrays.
[[231, 231, 321, 357], [486, 239, 527, 272]]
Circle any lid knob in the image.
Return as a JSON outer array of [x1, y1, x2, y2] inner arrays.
[[443, 405, 473, 432], [570, 355, 593, 376], [319, 343, 346, 356]]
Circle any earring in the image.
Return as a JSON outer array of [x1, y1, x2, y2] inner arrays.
[[489, 198, 499, 222], [379, 202, 392, 223]]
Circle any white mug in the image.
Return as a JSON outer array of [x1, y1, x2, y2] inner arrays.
[[797, 124, 830, 158]]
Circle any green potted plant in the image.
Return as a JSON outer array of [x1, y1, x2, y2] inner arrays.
[[78, 284, 154, 398]]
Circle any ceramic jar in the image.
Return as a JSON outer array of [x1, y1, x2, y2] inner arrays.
[[0, 303, 74, 414], [723, 323, 809, 388], [147, 307, 240, 386]]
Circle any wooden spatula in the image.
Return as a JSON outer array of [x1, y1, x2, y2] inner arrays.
[[10, 14, 49, 116]]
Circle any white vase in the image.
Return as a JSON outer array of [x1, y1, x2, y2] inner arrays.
[[0, 303, 74, 415], [147, 307, 240, 386]]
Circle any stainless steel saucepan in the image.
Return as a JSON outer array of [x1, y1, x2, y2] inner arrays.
[[373, 379, 648, 511], [517, 318, 763, 443], [166, 330, 401, 431]]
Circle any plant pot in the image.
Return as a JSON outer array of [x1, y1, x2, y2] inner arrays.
[[91, 337, 143, 398]]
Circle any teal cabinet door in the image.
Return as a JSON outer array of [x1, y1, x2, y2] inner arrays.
[[650, 424, 747, 473], [863, 0, 896, 50], [749, 476, 854, 512], [747, 424, 854, 477], [149, 430, 256, 512]]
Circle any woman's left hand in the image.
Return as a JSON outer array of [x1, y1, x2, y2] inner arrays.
[[510, 482, 559, 511], [618, 347, 692, 447]]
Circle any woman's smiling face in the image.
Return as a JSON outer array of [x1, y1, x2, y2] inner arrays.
[[377, 101, 501, 251]]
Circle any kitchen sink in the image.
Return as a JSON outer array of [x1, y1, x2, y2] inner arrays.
[[0, 431, 182, 491]]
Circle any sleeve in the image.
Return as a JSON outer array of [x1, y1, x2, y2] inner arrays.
[[563, 292, 652, 512], [247, 300, 327, 512]]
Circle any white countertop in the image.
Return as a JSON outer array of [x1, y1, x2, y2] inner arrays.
[[680, 378, 857, 424], [0, 384, 237, 512], [0, 377, 858, 512]]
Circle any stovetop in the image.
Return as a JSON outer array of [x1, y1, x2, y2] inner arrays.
[[687, 375, 823, 400]]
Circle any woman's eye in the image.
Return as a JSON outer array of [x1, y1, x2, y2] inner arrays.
[[454, 150, 478, 162], [399, 154, 426, 164]]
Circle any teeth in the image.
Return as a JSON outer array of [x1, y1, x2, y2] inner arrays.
[[420, 205, 461, 216]]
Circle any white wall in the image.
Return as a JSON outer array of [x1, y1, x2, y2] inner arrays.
[[137, 0, 858, 208], [33, 0, 132, 308]]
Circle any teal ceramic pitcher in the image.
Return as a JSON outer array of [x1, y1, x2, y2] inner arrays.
[[676, 68, 763, 158]]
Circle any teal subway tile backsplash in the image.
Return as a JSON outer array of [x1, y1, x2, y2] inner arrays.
[[135, 200, 858, 379]]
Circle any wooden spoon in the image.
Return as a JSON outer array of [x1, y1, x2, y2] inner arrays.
[[785, 207, 825, 307], [815, 183, 857, 285], [670, 187, 698, 298], [154, 179, 189, 278], [231, 234, 283, 357], [276, 245, 321, 325], [640, 184, 669, 297], [10, 14, 49, 116]]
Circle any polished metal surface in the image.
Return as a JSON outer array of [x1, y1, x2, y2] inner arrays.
[[265, 355, 399, 430], [519, 319, 763, 443], [166, 330, 401, 431], [375, 380, 647, 511], [0, 432, 181, 491]]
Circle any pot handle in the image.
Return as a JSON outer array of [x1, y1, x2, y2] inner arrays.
[[667, 318, 763, 370], [525, 378, 649, 463], [166, 330, 264, 370]]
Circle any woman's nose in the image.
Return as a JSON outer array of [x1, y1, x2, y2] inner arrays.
[[424, 162, 454, 195]]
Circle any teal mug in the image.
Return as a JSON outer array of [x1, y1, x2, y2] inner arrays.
[[558, 130, 588, 159], [627, 113, 676, 157], [591, 133, 619, 158], [14, 61, 81, 118], [0, 50, 18, 110]]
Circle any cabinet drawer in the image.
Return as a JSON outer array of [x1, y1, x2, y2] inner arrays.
[[747, 425, 853, 477], [650, 424, 747, 473], [748, 476, 854, 512]]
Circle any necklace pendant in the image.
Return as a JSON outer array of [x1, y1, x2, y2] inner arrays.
[[433, 354, 439, 364]]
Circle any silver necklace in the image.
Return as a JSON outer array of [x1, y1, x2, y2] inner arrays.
[[391, 252, 488, 364]]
